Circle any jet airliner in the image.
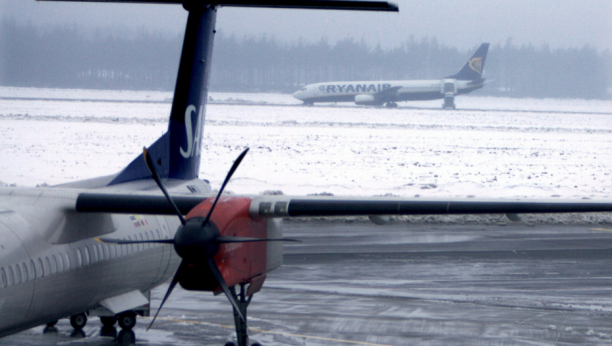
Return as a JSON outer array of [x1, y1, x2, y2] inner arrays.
[[293, 43, 489, 109], [1, 2, 611, 346]]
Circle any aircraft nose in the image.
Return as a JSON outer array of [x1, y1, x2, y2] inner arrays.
[[292, 90, 303, 99]]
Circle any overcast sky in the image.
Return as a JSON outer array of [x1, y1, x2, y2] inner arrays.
[[1, 0, 611, 51]]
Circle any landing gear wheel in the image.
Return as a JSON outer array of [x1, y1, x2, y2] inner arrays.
[[100, 316, 117, 327], [70, 313, 87, 330], [224, 342, 236, 346], [251, 343, 262, 346], [118, 311, 137, 330], [43, 320, 59, 334], [46, 320, 58, 327], [385, 102, 398, 108]]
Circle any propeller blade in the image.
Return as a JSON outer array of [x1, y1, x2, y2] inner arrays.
[[206, 257, 246, 323], [147, 262, 184, 331], [143, 147, 186, 225], [96, 237, 175, 245], [201, 148, 249, 228], [216, 236, 302, 243]]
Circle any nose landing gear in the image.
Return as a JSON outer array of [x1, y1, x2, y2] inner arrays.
[[385, 102, 398, 108], [98, 311, 137, 330]]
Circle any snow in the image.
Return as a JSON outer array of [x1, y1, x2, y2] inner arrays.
[[1, 87, 612, 201]]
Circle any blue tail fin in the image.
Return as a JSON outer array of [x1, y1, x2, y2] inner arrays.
[[108, 5, 216, 186], [448, 43, 489, 81]]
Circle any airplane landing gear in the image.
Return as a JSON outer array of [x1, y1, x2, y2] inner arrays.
[[224, 284, 258, 346], [385, 102, 398, 108], [117, 311, 137, 330], [70, 313, 87, 330], [100, 316, 117, 327], [43, 320, 58, 334], [99, 311, 135, 330]]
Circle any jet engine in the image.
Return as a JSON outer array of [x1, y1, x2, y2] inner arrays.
[[354, 94, 379, 106]]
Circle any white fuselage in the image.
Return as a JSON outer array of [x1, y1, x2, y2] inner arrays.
[[292, 79, 482, 105], [0, 183, 184, 337]]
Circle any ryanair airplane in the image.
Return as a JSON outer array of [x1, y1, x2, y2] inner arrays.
[[293, 43, 489, 109]]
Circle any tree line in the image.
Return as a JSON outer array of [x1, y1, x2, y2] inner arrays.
[[1, 19, 610, 99]]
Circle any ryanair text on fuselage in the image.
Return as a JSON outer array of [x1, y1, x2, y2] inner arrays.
[[320, 83, 392, 93]]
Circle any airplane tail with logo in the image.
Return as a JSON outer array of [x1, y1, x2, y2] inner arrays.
[[448, 43, 489, 81], [108, 4, 215, 186]]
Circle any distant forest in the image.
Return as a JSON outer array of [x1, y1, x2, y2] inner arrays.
[[1, 20, 611, 99]]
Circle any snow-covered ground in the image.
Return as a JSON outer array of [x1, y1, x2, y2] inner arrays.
[[1, 87, 612, 201]]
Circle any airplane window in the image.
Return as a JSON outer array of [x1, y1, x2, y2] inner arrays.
[[142, 232, 148, 250], [147, 231, 154, 247], [44, 257, 51, 275], [109, 244, 116, 259], [38, 258, 44, 278], [139, 233, 146, 250], [56, 254, 63, 272], [138, 233, 144, 251], [1, 268, 6, 287], [102, 244, 109, 259], [97, 244, 103, 260], [29, 260, 36, 280], [91, 246, 98, 263], [7, 266, 14, 286], [21, 263, 28, 281], [75, 249, 82, 267], [155, 229, 161, 240], [14, 265, 21, 284], [50, 255, 58, 274], [63, 252, 70, 270], [83, 247, 90, 265]]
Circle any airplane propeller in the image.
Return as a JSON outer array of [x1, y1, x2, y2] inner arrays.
[[100, 146, 298, 332]]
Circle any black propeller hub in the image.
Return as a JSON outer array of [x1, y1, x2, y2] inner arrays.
[[174, 217, 220, 260]]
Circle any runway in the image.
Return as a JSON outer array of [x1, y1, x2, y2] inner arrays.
[[3, 220, 612, 345], [2, 96, 610, 116]]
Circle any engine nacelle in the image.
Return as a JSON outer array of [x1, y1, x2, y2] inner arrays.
[[178, 197, 283, 294], [354, 94, 380, 106]]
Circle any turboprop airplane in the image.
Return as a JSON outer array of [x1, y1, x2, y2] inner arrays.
[[292, 43, 489, 109], [2, 2, 612, 346]]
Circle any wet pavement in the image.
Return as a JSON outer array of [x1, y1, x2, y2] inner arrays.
[[3, 221, 612, 345]]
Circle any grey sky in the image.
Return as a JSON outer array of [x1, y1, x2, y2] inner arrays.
[[1, 0, 610, 50]]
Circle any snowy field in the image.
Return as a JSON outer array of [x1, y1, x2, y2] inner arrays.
[[1, 86, 612, 202]]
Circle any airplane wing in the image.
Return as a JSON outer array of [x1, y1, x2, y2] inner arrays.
[[38, 0, 399, 12], [76, 193, 612, 218], [373, 86, 402, 102]]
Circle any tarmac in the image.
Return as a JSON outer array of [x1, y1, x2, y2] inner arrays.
[[3, 220, 612, 345]]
